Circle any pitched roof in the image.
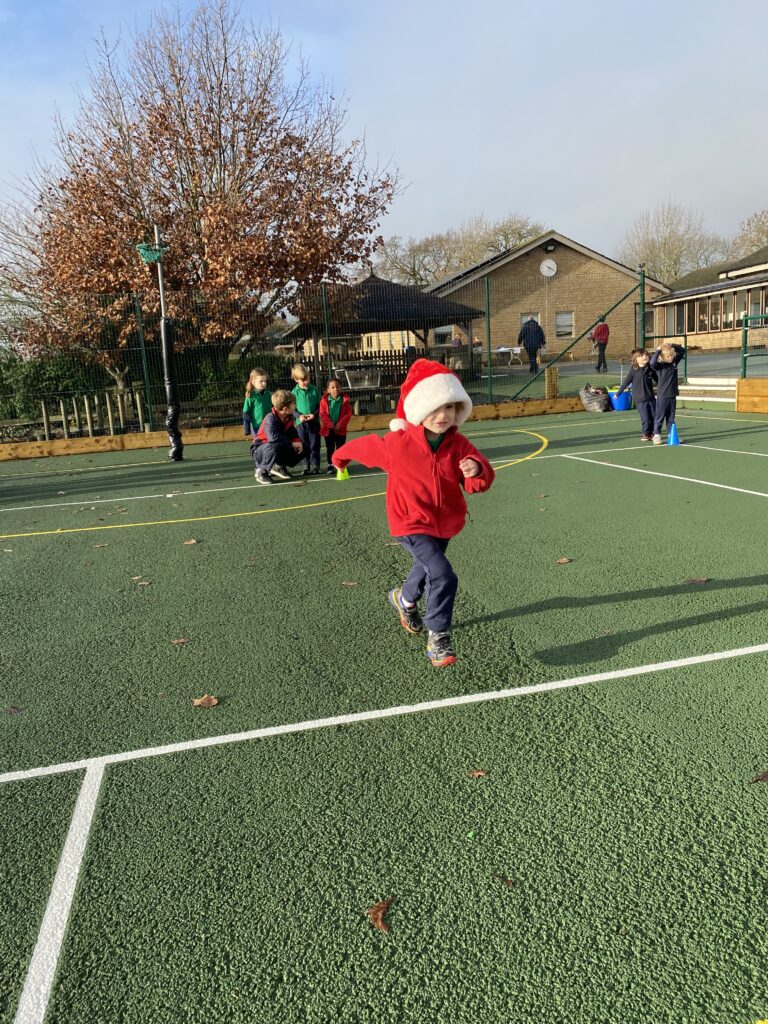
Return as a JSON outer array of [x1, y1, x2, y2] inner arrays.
[[286, 274, 484, 340], [426, 231, 668, 295], [668, 244, 768, 291]]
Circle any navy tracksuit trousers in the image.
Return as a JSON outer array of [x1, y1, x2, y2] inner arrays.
[[653, 397, 677, 435], [324, 430, 346, 466], [636, 399, 656, 436], [396, 534, 458, 634], [297, 419, 321, 468]]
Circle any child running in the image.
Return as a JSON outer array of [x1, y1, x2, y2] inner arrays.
[[291, 364, 321, 475], [650, 342, 685, 444], [616, 349, 657, 441], [253, 390, 306, 485], [332, 359, 495, 667], [242, 368, 272, 476], [319, 377, 352, 474]]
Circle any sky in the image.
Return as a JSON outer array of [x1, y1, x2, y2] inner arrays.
[[1, 0, 766, 258]]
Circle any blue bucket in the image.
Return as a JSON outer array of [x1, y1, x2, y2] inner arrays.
[[608, 388, 632, 411]]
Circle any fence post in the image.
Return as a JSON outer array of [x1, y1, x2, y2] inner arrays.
[[683, 334, 688, 384], [40, 400, 50, 441], [133, 293, 155, 432], [72, 397, 82, 436], [135, 391, 146, 432], [59, 399, 70, 439], [639, 265, 646, 349], [153, 224, 183, 461], [83, 396, 94, 437], [105, 392, 115, 435], [483, 276, 492, 404], [741, 317, 748, 378]]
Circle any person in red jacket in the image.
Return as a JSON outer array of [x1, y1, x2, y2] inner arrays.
[[319, 377, 353, 475], [592, 317, 610, 373], [333, 359, 495, 667]]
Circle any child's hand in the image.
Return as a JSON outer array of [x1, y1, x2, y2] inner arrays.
[[306, 413, 315, 421], [460, 457, 480, 478], [291, 440, 303, 452]]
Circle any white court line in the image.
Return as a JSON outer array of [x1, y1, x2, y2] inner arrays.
[[4, 641, 768, 787], [13, 763, 103, 1024], [561, 454, 768, 499], [0, 446, 651, 515], [685, 443, 768, 458]]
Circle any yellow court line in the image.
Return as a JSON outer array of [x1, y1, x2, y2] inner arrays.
[[0, 491, 387, 540], [493, 429, 549, 469], [0, 429, 548, 540]]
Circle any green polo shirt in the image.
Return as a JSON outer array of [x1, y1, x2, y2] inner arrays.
[[292, 384, 320, 416]]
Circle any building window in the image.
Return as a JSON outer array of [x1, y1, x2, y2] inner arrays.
[[736, 291, 747, 327], [709, 295, 721, 332], [750, 289, 763, 320], [520, 313, 540, 328], [665, 305, 675, 336], [696, 299, 708, 333], [675, 304, 685, 335], [686, 301, 696, 333], [722, 294, 733, 330], [635, 305, 655, 343], [555, 312, 573, 338]]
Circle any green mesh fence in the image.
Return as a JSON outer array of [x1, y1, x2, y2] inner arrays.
[[0, 265, 654, 443]]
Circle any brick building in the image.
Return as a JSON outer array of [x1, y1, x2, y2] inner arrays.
[[651, 245, 768, 349], [427, 231, 667, 359]]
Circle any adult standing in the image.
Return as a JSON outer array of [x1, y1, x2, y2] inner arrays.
[[518, 316, 545, 373], [593, 317, 610, 373]]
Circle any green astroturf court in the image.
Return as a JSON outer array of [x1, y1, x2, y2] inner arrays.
[[3, 409, 768, 1024]]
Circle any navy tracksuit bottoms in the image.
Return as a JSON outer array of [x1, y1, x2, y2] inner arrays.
[[396, 534, 458, 634], [636, 399, 656, 436], [653, 397, 677, 435], [297, 419, 321, 468]]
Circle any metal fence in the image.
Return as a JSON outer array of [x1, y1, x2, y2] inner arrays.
[[0, 273, 651, 444]]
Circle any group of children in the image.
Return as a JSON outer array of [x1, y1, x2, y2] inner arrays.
[[242, 357, 495, 668], [616, 342, 685, 443], [242, 364, 352, 484]]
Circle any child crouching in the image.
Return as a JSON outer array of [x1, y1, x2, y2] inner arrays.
[[332, 359, 495, 667], [253, 390, 306, 485]]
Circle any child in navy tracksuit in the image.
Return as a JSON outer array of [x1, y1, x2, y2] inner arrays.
[[291, 364, 322, 475], [616, 348, 657, 441], [332, 359, 495, 668], [650, 342, 685, 444]]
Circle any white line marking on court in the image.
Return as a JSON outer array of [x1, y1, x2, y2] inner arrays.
[[561, 454, 768, 499], [4, 642, 768, 787], [13, 763, 103, 1024], [685, 443, 768, 458]]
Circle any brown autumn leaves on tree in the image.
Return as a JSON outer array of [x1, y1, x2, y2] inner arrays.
[[0, 1, 396, 385]]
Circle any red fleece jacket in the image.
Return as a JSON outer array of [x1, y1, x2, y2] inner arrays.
[[319, 393, 352, 437], [333, 424, 495, 538], [592, 322, 609, 344]]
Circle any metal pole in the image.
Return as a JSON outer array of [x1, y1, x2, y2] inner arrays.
[[741, 315, 748, 379], [133, 293, 155, 432], [683, 334, 688, 384], [484, 276, 492, 404], [321, 283, 334, 380], [639, 265, 646, 349], [154, 224, 183, 460]]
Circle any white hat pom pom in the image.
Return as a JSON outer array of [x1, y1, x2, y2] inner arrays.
[[389, 418, 408, 432]]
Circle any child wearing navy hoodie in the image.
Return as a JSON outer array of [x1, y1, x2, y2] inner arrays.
[[616, 348, 657, 441], [650, 342, 685, 444], [332, 359, 495, 667]]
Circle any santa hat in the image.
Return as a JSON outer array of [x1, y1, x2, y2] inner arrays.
[[390, 358, 472, 432]]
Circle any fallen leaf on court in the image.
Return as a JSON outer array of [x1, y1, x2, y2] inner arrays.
[[556, 557, 572, 565], [94, 544, 108, 549], [750, 771, 768, 783], [685, 577, 710, 585], [4, 706, 24, 715], [367, 898, 393, 933], [384, 542, 400, 547], [536, 494, 546, 498], [468, 769, 488, 778], [291, 480, 308, 487], [57, 490, 65, 495], [3, 549, 12, 553], [538, 508, 547, 512], [341, 580, 358, 587], [137, 581, 152, 587], [492, 873, 514, 887], [192, 694, 219, 708], [170, 638, 190, 645], [182, 539, 198, 545], [131, 575, 143, 581]]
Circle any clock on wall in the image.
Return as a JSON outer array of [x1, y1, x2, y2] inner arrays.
[[539, 258, 557, 277]]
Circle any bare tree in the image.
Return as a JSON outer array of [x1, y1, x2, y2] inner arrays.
[[616, 200, 727, 284], [0, 0, 396, 384], [728, 209, 768, 258], [375, 212, 544, 287]]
